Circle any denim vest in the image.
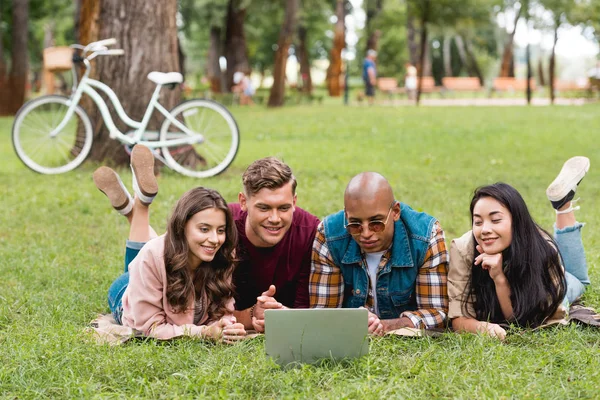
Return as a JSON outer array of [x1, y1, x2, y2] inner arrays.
[[323, 203, 436, 319]]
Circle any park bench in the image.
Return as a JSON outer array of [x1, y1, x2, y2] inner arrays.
[[492, 77, 536, 93], [442, 77, 482, 93], [418, 76, 441, 94], [377, 77, 403, 98], [42, 46, 73, 94]]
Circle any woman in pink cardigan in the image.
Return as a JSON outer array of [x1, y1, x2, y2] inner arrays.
[[93, 145, 246, 343]]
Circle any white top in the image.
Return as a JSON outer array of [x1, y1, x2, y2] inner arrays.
[[365, 250, 386, 315]]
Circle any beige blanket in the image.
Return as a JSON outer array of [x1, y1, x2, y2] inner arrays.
[[85, 314, 262, 345]]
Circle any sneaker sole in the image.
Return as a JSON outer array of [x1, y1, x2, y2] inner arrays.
[[93, 167, 131, 211], [130, 145, 158, 198], [546, 156, 590, 201]]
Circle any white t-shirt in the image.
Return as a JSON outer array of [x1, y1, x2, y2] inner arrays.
[[365, 250, 386, 315]]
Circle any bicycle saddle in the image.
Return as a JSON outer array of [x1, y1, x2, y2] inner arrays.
[[147, 72, 183, 85]]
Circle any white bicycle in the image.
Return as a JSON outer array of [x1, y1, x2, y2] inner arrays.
[[12, 38, 240, 177]]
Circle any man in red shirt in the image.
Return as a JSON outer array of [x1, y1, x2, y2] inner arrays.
[[230, 157, 320, 332], [94, 153, 318, 334]]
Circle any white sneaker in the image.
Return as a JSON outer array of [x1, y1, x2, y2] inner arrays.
[[546, 156, 590, 210]]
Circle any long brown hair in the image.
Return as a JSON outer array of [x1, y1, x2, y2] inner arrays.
[[163, 187, 237, 321]]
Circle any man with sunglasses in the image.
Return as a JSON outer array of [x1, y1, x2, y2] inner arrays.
[[309, 172, 448, 335]]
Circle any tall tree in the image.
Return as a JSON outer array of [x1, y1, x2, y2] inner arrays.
[[326, 0, 345, 97], [179, 0, 228, 93], [297, 24, 312, 94], [224, 0, 250, 90], [524, 0, 532, 105], [442, 33, 452, 77], [407, 0, 482, 104], [364, 0, 383, 52], [268, 0, 299, 107], [499, 1, 521, 78], [406, 6, 419, 66], [540, 0, 574, 105], [0, 0, 7, 82], [0, 0, 29, 116], [77, 0, 181, 165]]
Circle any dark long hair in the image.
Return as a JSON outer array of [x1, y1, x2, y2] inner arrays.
[[463, 183, 566, 327], [163, 187, 238, 321]]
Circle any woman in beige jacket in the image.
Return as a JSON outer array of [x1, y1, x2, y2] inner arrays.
[[94, 145, 246, 342], [449, 157, 591, 339]]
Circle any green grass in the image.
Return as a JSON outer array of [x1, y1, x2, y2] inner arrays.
[[1, 103, 600, 398]]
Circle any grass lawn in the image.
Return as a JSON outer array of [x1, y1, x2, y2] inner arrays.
[[1, 103, 600, 398]]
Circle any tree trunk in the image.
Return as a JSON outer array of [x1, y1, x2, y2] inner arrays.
[[297, 24, 312, 94], [464, 38, 484, 86], [443, 34, 452, 77], [365, 0, 383, 52], [224, 0, 249, 91], [538, 57, 545, 86], [326, 0, 345, 97], [78, 0, 100, 48], [525, 13, 532, 105], [406, 8, 419, 66], [549, 23, 558, 105], [499, 6, 521, 78], [0, 0, 29, 116], [268, 0, 299, 107], [207, 26, 223, 93], [0, 0, 6, 80], [74, 0, 82, 41], [454, 34, 469, 75], [416, 0, 430, 106], [78, 0, 181, 165]]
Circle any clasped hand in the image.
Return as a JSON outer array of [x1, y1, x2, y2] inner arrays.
[[205, 315, 246, 344]]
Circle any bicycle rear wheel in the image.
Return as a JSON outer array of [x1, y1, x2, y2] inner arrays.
[[12, 95, 93, 174], [159, 99, 239, 178]]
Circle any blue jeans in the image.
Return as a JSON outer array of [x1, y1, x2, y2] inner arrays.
[[555, 223, 591, 307], [107, 240, 146, 324]]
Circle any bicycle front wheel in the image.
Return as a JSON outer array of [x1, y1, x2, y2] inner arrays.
[[12, 95, 93, 174], [160, 99, 239, 178]]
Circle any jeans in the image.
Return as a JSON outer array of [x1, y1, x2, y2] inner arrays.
[[555, 222, 591, 307], [107, 240, 146, 324]]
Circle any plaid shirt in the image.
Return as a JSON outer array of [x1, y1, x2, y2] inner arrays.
[[310, 221, 448, 329]]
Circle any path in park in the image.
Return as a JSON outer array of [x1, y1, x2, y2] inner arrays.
[[379, 98, 594, 106]]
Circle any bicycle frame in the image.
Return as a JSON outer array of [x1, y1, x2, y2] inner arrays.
[[49, 59, 203, 149]]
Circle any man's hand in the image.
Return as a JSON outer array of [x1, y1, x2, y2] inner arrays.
[[361, 307, 384, 336], [252, 285, 285, 333], [475, 245, 505, 283], [380, 316, 415, 333]]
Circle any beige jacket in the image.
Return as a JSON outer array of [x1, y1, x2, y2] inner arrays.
[[448, 230, 566, 321], [121, 235, 211, 339]]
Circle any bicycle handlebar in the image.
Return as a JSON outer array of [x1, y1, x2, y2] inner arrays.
[[101, 49, 125, 56], [95, 38, 117, 48], [87, 48, 124, 61]]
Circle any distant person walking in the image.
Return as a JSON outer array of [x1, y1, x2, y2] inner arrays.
[[363, 50, 377, 105]]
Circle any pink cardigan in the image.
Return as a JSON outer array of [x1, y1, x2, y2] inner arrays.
[[121, 235, 211, 339]]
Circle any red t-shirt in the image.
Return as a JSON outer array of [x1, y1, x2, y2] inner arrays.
[[229, 203, 319, 310]]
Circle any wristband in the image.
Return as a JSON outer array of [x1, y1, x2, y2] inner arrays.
[[249, 304, 256, 319]]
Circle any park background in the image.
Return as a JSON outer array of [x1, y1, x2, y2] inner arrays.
[[1, 0, 600, 398]]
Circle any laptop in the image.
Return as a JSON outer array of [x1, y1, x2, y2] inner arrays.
[[264, 308, 369, 366]]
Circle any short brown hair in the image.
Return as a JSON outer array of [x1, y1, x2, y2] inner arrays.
[[242, 157, 297, 196]]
